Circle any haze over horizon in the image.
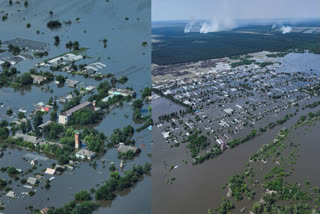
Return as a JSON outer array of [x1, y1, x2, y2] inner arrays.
[[152, 0, 320, 21]]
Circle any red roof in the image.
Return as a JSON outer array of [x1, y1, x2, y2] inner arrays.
[[43, 107, 50, 112]]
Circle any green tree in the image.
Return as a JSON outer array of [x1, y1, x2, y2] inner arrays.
[[18, 111, 25, 119], [26, 120, 32, 132], [6, 108, 13, 116], [73, 41, 80, 50], [20, 122, 27, 133], [18, 73, 33, 85], [6, 166, 18, 175], [142, 87, 151, 99], [33, 111, 43, 129], [0, 179, 7, 187], [74, 190, 92, 201], [55, 75, 65, 83], [50, 111, 57, 121], [133, 99, 143, 109], [0, 127, 9, 139], [54, 35, 60, 46]]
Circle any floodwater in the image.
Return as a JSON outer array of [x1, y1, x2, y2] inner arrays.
[[152, 95, 185, 123], [152, 53, 320, 214], [0, 0, 151, 213], [289, 120, 320, 187], [152, 100, 320, 214]]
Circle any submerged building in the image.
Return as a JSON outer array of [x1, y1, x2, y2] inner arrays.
[[58, 101, 100, 124], [76, 149, 96, 160], [108, 88, 136, 97], [12, 133, 40, 146], [117, 143, 140, 154]]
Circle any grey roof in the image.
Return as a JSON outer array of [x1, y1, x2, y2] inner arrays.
[[13, 133, 39, 144], [76, 149, 96, 157], [118, 143, 139, 153], [109, 88, 136, 96], [61, 101, 91, 116], [31, 74, 46, 82], [27, 177, 38, 185], [3, 38, 48, 51], [6, 191, 16, 198], [39, 141, 63, 148], [38, 121, 53, 129]]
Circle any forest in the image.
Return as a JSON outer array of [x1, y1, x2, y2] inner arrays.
[[152, 24, 320, 65]]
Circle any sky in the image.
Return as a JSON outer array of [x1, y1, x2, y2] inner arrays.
[[152, 0, 320, 21]]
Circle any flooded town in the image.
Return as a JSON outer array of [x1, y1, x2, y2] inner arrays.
[[1, 0, 320, 214], [152, 50, 320, 213], [153, 51, 320, 164], [0, 0, 151, 214]]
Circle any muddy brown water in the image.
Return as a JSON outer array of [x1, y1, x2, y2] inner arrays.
[[152, 100, 320, 214]]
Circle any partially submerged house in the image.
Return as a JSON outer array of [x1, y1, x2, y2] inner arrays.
[[117, 143, 140, 154], [30, 159, 38, 166], [37, 121, 53, 130], [66, 80, 79, 88], [76, 149, 96, 160], [12, 133, 40, 146], [31, 74, 47, 84], [6, 191, 16, 198], [59, 96, 67, 103], [108, 88, 136, 97], [41, 208, 49, 214], [58, 101, 100, 124], [27, 177, 39, 185], [44, 168, 56, 175]]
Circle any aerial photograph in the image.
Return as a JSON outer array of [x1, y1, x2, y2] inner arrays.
[[152, 0, 320, 214], [0, 0, 151, 214]]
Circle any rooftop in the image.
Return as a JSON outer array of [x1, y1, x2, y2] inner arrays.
[[76, 149, 96, 157], [13, 133, 39, 144], [118, 143, 139, 153], [61, 101, 92, 116]]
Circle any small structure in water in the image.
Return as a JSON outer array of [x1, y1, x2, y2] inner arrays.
[[120, 160, 124, 169], [44, 168, 56, 175], [6, 191, 16, 198], [31, 74, 47, 84], [117, 143, 140, 154], [27, 177, 39, 185], [30, 159, 38, 166], [76, 149, 96, 160]]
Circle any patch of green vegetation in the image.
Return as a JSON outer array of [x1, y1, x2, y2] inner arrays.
[[74, 190, 92, 201], [47, 20, 62, 29], [216, 198, 234, 214], [229, 174, 253, 201], [118, 150, 136, 160], [117, 76, 128, 84], [109, 125, 135, 146], [95, 163, 151, 200], [266, 52, 288, 58], [152, 25, 320, 65], [67, 108, 103, 125], [183, 133, 209, 158]]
